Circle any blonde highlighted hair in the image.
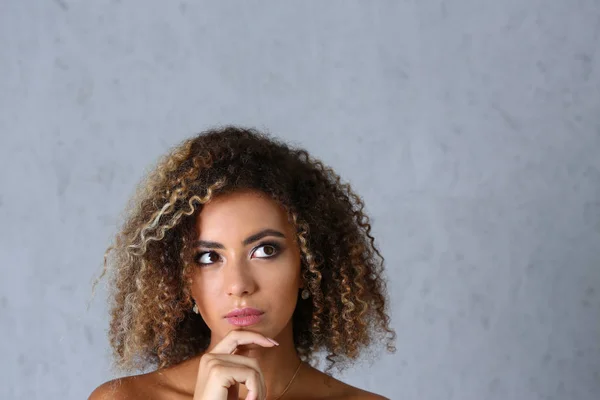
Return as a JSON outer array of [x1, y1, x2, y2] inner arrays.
[[96, 126, 396, 373]]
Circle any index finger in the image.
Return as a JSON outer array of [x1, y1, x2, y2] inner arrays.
[[210, 330, 279, 354]]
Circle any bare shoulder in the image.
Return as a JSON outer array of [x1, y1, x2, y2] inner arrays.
[[88, 376, 139, 400], [299, 364, 389, 400], [88, 371, 180, 400], [88, 367, 189, 400]]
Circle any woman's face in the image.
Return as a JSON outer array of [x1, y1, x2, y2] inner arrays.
[[189, 190, 302, 343]]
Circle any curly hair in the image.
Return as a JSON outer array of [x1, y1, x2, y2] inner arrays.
[[96, 125, 396, 374]]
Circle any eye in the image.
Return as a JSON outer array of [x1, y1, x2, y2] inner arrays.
[[194, 251, 221, 266], [252, 243, 280, 259]]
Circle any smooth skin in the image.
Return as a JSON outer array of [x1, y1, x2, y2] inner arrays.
[[89, 190, 388, 400]]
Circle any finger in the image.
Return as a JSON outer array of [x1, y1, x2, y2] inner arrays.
[[208, 364, 264, 400], [211, 330, 278, 355], [204, 354, 261, 370], [207, 355, 266, 398], [203, 360, 242, 400]]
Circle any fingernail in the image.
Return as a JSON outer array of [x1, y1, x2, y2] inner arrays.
[[267, 338, 279, 345]]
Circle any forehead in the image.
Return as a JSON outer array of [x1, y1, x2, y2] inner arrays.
[[195, 190, 292, 238]]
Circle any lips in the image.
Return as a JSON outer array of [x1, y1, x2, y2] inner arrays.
[[225, 307, 264, 318], [225, 307, 265, 327]]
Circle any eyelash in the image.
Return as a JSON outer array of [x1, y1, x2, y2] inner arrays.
[[193, 242, 282, 266]]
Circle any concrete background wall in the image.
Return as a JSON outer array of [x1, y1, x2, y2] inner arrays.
[[1, 1, 599, 399]]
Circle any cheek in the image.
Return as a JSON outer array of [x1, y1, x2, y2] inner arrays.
[[263, 279, 300, 326], [266, 253, 302, 288], [189, 272, 220, 316], [190, 271, 216, 292], [262, 262, 300, 286], [264, 258, 302, 309]]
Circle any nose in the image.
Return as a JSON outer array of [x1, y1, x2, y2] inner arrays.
[[224, 257, 257, 297]]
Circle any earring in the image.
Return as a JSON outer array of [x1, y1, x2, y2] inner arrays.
[[301, 288, 310, 300], [192, 303, 199, 314]]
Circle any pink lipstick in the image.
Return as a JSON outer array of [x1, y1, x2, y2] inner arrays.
[[225, 307, 264, 327]]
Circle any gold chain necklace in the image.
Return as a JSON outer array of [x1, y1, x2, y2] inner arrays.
[[272, 360, 303, 400]]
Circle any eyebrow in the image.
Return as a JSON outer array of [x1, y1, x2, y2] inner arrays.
[[193, 229, 286, 249]]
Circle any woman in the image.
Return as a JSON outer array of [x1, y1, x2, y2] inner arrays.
[[89, 126, 396, 400]]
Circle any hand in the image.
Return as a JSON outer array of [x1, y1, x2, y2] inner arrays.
[[192, 330, 279, 400]]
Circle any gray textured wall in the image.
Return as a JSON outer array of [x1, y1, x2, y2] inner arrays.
[[1, 1, 599, 399]]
